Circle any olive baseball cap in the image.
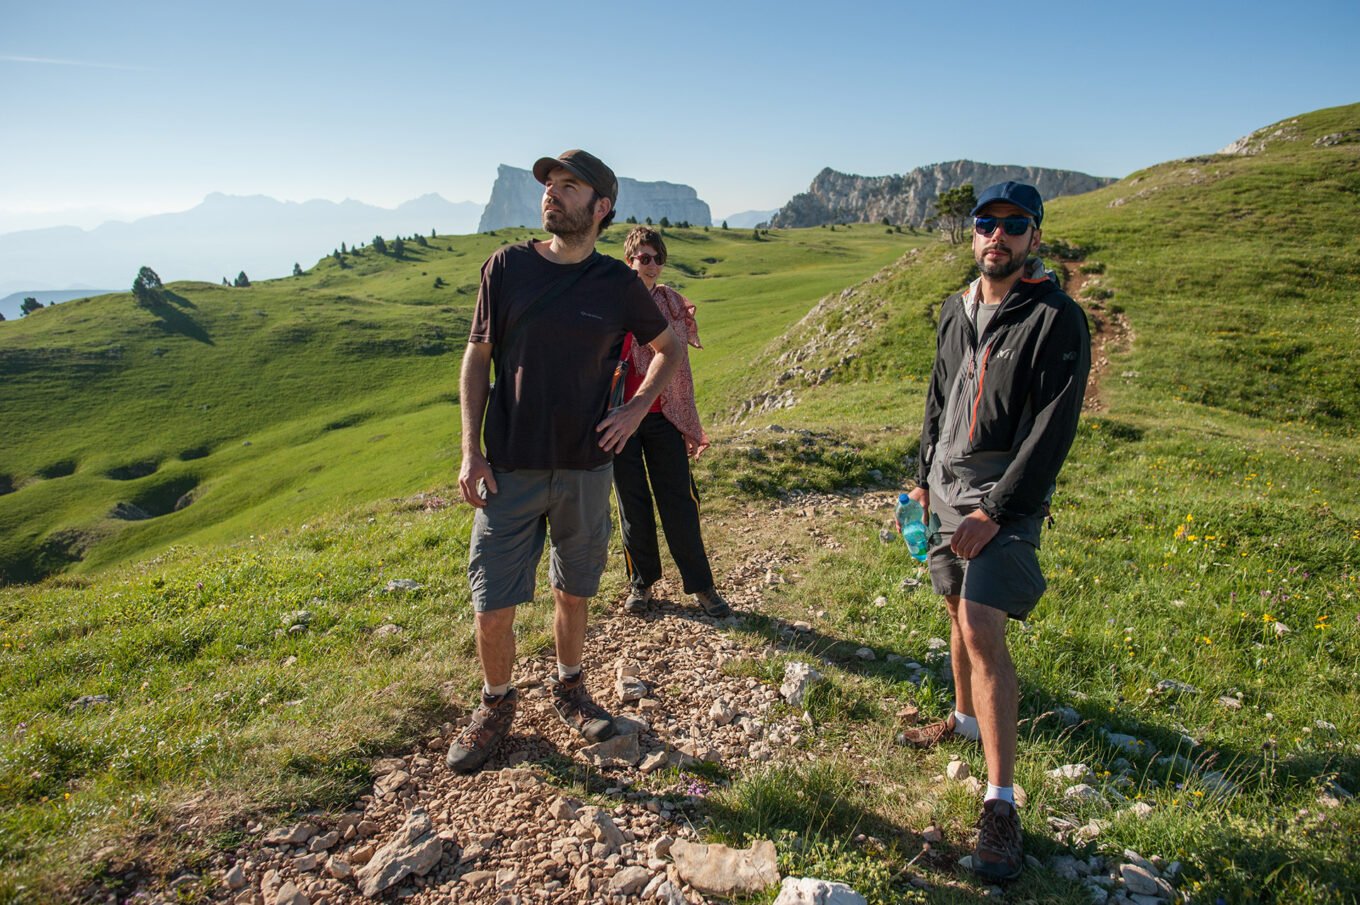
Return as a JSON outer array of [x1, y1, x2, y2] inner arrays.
[[532, 149, 619, 205], [971, 181, 1044, 226]]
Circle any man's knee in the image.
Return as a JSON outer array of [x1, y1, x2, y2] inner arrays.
[[476, 606, 517, 637], [957, 599, 1009, 659], [553, 588, 590, 610]]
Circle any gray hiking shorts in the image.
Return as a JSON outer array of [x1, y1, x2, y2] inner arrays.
[[926, 496, 1047, 621], [468, 464, 613, 612]]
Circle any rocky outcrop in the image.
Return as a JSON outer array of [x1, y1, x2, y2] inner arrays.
[[478, 165, 712, 231], [770, 161, 1115, 228]]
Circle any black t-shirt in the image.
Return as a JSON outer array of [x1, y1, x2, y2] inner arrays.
[[469, 240, 668, 469]]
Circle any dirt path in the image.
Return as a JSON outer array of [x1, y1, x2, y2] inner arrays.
[[173, 495, 902, 904], [1060, 259, 1133, 413]]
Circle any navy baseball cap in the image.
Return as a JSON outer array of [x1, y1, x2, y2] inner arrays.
[[971, 181, 1044, 226]]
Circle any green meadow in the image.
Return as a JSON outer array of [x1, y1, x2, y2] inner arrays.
[[0, 223, 921, 584], [1, 103, 1358, 903]]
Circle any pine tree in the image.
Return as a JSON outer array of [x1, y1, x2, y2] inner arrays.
[[933, 183, 977, 244], [234, 271, 251, 288], [131, 266, 164, 307], [20, 297, 43, 316], [373, 235, 388, 254]]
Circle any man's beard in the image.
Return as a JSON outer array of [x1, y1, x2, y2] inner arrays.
[[542, 201, 595, 239], [977, 245, 1026, 280]]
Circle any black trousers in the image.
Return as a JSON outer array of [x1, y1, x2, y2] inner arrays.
[[612, 411, 714, 594]]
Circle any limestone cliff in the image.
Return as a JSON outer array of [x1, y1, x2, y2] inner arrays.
[[478, 165, 712, 232], [770, 161, 1115, 228]]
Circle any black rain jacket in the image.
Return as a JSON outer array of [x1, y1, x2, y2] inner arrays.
[[918, 258, 1091, 524]]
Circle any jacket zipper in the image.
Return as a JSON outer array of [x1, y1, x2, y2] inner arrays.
[[967, 341, 995, 444]]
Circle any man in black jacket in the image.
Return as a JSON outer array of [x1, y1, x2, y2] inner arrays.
[[900, 181, 1090, 880]]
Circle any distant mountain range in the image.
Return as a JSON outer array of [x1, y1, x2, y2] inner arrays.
[[478, 166, 713, 232], [0, 289, 115, 322], [720, 209, 779, 229], [0, 193, 483, 298], [770, 161, 1115, 228]]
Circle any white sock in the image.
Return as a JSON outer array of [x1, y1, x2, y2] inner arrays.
[[952, 710, 981, 740], [483, 682, 510, 699], [985, 784, 1015, 805], [557, 662, 581, 681]]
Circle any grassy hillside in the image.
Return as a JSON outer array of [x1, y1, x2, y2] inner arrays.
[[684, 103, 1360, 903], [1, 103, 1357, 903], [0, 224, 922, 584]]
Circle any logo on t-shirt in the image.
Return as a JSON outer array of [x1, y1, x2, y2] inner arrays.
[[579, 311, 603, 320]]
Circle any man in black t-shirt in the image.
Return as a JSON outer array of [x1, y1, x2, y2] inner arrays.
[[448, 149, 680, 774]]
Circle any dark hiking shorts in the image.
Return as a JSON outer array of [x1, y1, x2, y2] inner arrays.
[[926, 496, 1047, 621], [468, 464, 613, 612]]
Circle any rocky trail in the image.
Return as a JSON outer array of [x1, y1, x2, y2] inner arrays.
[[167, 493, 897, 905], [1060, 259, 1133, 414], [102, 488, 1232, 905]]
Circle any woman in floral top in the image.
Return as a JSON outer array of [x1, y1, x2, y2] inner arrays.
[[613, 226, 729, 618]]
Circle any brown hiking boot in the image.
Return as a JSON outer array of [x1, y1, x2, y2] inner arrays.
[[548, 671, 615, 743], [971, 799, 1024, 881], [623, 584, 652, 615], [897, 713, 959, 748], [693, 587, 731, 618], [445, 687, 518, 774]]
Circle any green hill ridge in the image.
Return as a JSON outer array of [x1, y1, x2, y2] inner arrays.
[[0, 226, 921, 584]]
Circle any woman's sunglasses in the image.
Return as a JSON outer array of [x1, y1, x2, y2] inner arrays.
[[630, 253, 662, 265], [973, 216, 1034, 237]]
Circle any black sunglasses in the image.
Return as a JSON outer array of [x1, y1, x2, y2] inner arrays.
[[974, 215, 1034, 237], [630, 253, 663, 265]]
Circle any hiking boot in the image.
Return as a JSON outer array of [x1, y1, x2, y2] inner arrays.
[[693, 587, 731, 618], [548, 671, 616, 743], [623, 584, 652, 615], [445, 687, 518, 774], [897, 713, 960, 748], [971, 799, 1024, 881]]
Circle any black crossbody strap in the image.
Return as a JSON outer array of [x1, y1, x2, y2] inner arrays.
[[494, 253, 600, 377]]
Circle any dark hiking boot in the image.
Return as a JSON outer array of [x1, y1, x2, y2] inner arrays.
[[548, 671, 615, 743], [971, 799, 1024, 881], [623, 584, 652, 615], [897, 713, 959, 748], [445, 687, 518, 774], [693, 587, 731, 618]]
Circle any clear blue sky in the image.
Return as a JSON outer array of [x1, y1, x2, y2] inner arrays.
[[2, 0, 1356, 232]]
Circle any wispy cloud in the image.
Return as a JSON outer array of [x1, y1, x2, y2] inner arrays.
[[0, 54, 151, 72]]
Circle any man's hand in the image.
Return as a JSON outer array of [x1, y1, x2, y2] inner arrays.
[[596, 398, 648, 454], [908, 485, 930, 516], [951, 509, 999, 559], [459, 450, 498, 508]]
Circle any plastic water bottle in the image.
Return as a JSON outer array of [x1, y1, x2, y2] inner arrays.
[[895, 493, 929, 562]]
